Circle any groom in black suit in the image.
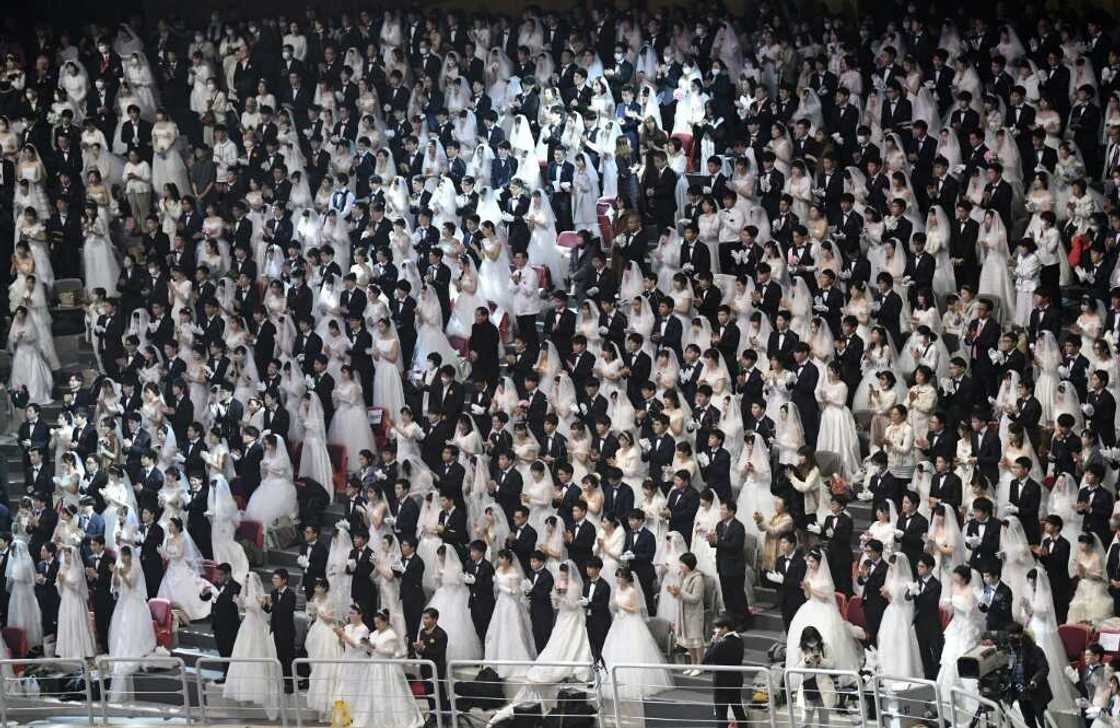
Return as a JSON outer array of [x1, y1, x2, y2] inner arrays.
[[262, 569, 297, 694], [583, 557, 612, 663], [908, 554, 943, 680], [978, 563, 1015, 632], [200, 563, 241, 679], [769, 533, 807, 632], [528, 550, 555, 652], [856, 540, 889, 645], [464, 541, 496, 643]]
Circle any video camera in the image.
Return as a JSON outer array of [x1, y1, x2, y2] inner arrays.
[[958, 631, 1013, 702]]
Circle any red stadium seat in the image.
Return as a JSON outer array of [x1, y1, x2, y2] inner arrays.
[[533, 265, 551, 293], [149, 598, 174, 648], [1059, 624, 1095, 666], [845, 596, 865, 629], [290, 441, 303, 471], [496, 310, 512, 344], [201, 560, 221, 585], [939, 605, 952, 630], [327, 444, 349, 493], [3, 627, 28, 658], [834, 592, 848, 615], [448, 335, 470, 357], [557, 231, 581, 248], [237, 520, 265, 549]]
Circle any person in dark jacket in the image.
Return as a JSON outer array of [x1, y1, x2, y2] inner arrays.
[[703, 612, 748, 728], [200, 563, 241, 679]]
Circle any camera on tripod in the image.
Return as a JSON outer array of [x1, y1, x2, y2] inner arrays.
[[958, 632, 1013, 701]]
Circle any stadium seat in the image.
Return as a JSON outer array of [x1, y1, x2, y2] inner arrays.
[[533, 265, 551, 293], [834, 592, 848, 615], [1098, 626, 1120, 661], [237, 520, 265, 549], [939, 605, 952, 630], [327, 444, 349, 492], [448, 335, 470, 357], [149, 598, 174, 648], [557, 231, 581, 248], [845, 596, 865, 629], [369, 407, 392, 450], [202, 560, 221, 585], [3, 627, 28, 658], [1059, 624, 1095, 666]]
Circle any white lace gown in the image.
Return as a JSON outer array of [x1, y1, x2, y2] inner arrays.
[[815, 380, 862, 480], [107, 561, 158, 701], [6, 545, 43, 648], [82, 218, 122, 296], [156, 537, 213, 621], [222, 592, 281, 718], [8, 320, 54, 404], [600, 585, 673, 700], [303, 596, 343, 717], [877, 581, 924, 678], [245, 453, 298, 527], [936, 588, 983, 709], [424, 558, 483, 663], [372, 337, 406, 416], [54, 552, 96, 659], [354, 627, 424, 728], [299, 402, 336, 490], [331, 623, 371, 711], [328, 380, 378, 471], [484, 569, 538, 678]]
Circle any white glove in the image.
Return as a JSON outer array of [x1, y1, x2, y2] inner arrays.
[[697, 452, 710, 467], [1004, 504, 1018, 515], [297, 554, 309, 567], [768, 571, 784, 583], [1083, 403, 1096, 416], [501, 213, 515, 223], [470, 404, 485, 415], [894, 529, 904, 538], [857, 490, 874, 501], [463, 574, 476, 585], [521, 578, 533, 592], [965, 535, 981, 548], [587, 287, 600, 296], [1065, 665, 1079, 683], [621, 551, 635, 562], [806, 522, 822, 534], [639, 438, 652, 451], [1058, 365, 1070, 378], [579, 403, 589, 415], [346, 558, 357, 570], [579, 597, 590, 606], [384, 516, 396, 526]]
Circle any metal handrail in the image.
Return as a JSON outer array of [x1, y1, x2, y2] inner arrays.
[[0, 657, 93, 727], [447, 658, 600, 728], [871, 673, 943, 727], [608, 662, 777, 728], [194, 656, 287, 727], [94, 655, 190, 725], [289, 656, 441, 728], [783, 667, 865, 728]]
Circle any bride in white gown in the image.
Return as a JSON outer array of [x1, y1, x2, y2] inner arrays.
[[424, 546, 483, 662], [353, 609, 424, 728], [7, 306, 54, 404], [876, 554, 924, 679], [222, 572, 281, 719], [522, 560, 594, 689], [244, 434, 299, 528], [815, 362, 863, 480], [936, 566, 983, 711], [484, 549, 538, 679], [784, 548, 863, 673], [55, 544, 97, 659], [1021, 568, 1079, 719], [156, 517, 213, 621], [5, 541, 43, 649], [601, 569, 673, 727], [107, 546, 158, 702], [207, 475, 250, 587]]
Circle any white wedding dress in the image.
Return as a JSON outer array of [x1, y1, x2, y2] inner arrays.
[[600, 583, 673, 700], [298, 395, 335, 498], [523, 562, 594, 688], [815, 379, 863, 481], [156, 535, 213, 621], [303, 595, 343, 717], [784, 557, 863, 673], [223, 573, 281, 719], [876, 557, 923, 679], [424, 549, 483, 663], [353, 627, 424, 728], [244, 438, 299, 527], [208, 476, 250, 587], [55, 546, 96, 659], [936, 583, 983, 711], [107, 558, 158, 702], [328, 379, 378, 473], [5, 541, 43, 648], [484, 567, 538, 678], [372, 335, 406, 416]]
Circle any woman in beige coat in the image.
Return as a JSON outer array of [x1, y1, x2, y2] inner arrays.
[[671, 553, 707, 675]]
